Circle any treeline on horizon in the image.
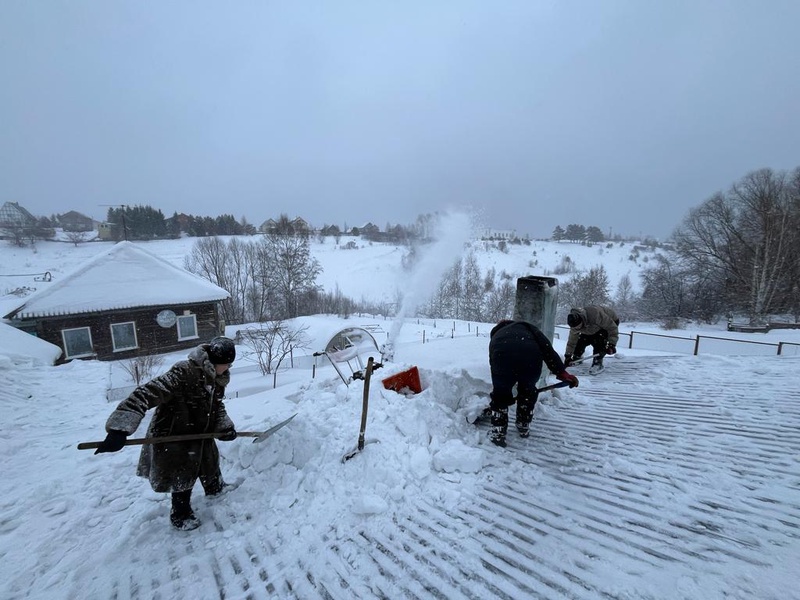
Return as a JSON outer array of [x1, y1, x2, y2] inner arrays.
[[4, 166, 798, 327], [180, 166, 800, 330]]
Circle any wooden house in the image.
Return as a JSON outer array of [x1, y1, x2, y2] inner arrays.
[[3, 241, 230, 364], [58, 211, 94, 232]]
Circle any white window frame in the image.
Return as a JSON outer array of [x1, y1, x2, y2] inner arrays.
[[177, 314, 198, 341], [110, 321, 138, 352], [62, 326, 94, 359]]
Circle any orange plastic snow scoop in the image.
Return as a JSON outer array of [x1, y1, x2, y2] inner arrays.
[[381, 366, 422, 395]]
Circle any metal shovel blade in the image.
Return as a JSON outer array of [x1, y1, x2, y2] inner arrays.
[[341, 438, 379, 462], [252, 413, 297, 443]]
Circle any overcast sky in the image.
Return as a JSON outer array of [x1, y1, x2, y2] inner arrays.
[[2, 1, 799, 239]]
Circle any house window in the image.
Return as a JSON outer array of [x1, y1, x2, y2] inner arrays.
[[177, 314, 198, 341], [111, 321, 138, 352], [62, 327, 93, 359]]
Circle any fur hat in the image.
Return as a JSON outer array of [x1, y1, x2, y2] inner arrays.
[[207, 336, 236, 365]]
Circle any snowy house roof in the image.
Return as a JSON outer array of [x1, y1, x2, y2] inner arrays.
[[3, 241, 230, 319], [0, 322, 62, 365]]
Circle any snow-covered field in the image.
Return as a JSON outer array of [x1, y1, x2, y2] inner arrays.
[[0, 232, 660, 312], [1, 235, 799, 599]]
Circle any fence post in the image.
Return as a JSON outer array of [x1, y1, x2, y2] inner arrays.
[[778, 342, 783, 356], [423, 330, 426, 344], [629, 331, 634, 349], [693, 336, 700, 356]]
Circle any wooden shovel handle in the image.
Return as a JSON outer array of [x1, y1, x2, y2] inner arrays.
[[77, 431, 262, 450], [356, 357, 374, 451]]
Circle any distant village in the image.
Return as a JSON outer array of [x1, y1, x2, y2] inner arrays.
[[0, 200, 527, 245], [0, 200, 653, 248]]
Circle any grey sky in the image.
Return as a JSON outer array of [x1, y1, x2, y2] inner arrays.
[[2, 1, 798, 239]]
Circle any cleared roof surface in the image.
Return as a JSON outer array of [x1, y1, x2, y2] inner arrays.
[[4, 241, 229, 319]]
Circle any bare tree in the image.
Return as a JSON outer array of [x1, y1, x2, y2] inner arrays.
[[672, 168, 797, 324], [558, 265, 611, 310], [613, 273, 639, 321], [238, 321, 310, 386], [483, 279, 515, 322], [461, 252, 483, 321], [638, 254, 690, 328], [257, 232, 322, 319], [120, 354, 165, 385], [66, 230, 88, 247]]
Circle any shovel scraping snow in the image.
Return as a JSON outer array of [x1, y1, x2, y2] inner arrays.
[[342, 356, 378, 462], [77, 413, 297, 450]]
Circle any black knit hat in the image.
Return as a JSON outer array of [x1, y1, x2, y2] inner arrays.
[[207, 336, 236, 365], [567, 312, 582, 328]]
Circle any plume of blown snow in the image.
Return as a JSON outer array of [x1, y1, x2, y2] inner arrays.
[[386, 210, 474, 350]]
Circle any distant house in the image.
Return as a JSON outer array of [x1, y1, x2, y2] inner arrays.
[[259, 218, 278, 233], [0, 202, 37, 229], [259, 217, 311, 235], [480, 228, 517, 240], [3, 241, 230, 364], [291, 217, 310, 233], [58, 211, 94, 232]]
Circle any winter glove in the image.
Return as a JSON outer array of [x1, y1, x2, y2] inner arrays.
[[556, 371, 579, 388], [606, 344, 617, 355], [94, 430, 128, 454], [563, 354, 573, 367], [217, 428, 237, 442]]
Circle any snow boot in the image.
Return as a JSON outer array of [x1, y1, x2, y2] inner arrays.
[[490, 408, 508, 447], [204, 479, 229, 497], [589, 356, 605, 375], [515, 400, 534, 438], [170, 490, 201, 531]]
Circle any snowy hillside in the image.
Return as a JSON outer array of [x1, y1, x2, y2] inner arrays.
[[0, 234, 660, 315]]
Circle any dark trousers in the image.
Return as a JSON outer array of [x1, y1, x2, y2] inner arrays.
[[489, 341, 542, 412], [573, 329, 610, 359]]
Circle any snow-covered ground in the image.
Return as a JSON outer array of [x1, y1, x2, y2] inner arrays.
[[2, 233, 799, 599], [0, 231, 662, 314]]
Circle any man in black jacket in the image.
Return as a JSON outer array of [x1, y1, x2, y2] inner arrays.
[[488, 320, 579, 447]]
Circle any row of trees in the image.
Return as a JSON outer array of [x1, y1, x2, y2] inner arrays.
[[182, 166, 799, 330], [551, 224, 606, 243], [640, 167, 800, 325], [104, 206, 257, 240]]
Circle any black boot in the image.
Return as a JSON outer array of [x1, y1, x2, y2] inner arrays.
[[515, 400, 535, 438], [204, 479, 229, 497], [490, 408, 508, 447], [170, 490, 200, 531]]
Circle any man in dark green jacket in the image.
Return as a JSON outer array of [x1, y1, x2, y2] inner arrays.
[[95, 337, 238, 530], [564, 305, 620, 374]]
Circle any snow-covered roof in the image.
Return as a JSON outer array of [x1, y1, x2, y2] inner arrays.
[[3, 241, 230, 319], [0, 321, 62, 365]]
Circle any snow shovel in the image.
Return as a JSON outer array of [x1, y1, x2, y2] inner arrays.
[[467, 381, 571, 424], [342, 356, 378, 462], [77, 413, 297, 450], [568, 353, 602, 366]]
